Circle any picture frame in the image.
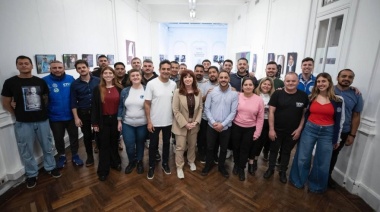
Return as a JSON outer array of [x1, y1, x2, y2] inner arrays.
[[63, 54, 78, 70], [107, 54, 114, 65], [35, 54, 56, 74], [82, 54, 94, 67]]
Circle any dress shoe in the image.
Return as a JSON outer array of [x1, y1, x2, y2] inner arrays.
[[136, 160, 144, 174], [238, 168, 245, 181], [201, 164, 212, 176], [125, 161, 136, 174], [263, 169, 274, 179], [218, 166, 229, 178], [279, 171, 287, 184]]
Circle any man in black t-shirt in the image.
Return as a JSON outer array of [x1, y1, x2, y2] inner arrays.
[[263, 72, 308, 184], [1, 55, 61, 189]]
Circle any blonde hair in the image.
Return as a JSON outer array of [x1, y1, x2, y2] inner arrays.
[[255, 77, 275, 96]]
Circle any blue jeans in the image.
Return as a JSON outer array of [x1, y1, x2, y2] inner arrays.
[[122, 123, 147, 162], [14, 120, 56, 178], [289, 121, 334, 193]]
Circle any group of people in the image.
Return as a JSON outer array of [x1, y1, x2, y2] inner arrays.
[[1, 55, 363, 194]]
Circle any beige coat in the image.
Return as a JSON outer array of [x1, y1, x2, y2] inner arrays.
[[171, 89, 203, 136]]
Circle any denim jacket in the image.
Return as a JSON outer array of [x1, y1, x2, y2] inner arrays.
[[117, 85, 146, 121], [304, 96, 345, 144]]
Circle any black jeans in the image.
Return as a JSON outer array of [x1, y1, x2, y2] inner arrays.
[[197, 119, 208, 158], [49, 119, 79, 155], [149, 125, 171, 168], [97, 115, 121, 176], [206, 125, 231, 167], [77, 109, 93, 157], [231, 123, 255, 169], [268, 131, 298, 172], [250, 119, 269, 159], [329, 132, 350, 176]]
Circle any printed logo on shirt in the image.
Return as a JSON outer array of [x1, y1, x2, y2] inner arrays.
[[296, 102, 304, 107], [63, 83, 71, 87], [140, 95, 144, 99]]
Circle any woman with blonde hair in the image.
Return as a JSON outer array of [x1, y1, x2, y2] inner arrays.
[[247, 77, 275, 174], [172, 70, 203, 179], [289, 72, 344, 193], [92, 67, 123, 181]]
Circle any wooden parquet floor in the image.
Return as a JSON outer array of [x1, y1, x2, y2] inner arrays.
[[0, 140, 374, 212]]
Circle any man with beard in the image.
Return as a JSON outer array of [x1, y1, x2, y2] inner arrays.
[[114, 62, 128, 87], [71, 60, 100, 166], [222, 59, 233, 74], [202, 59, 211, 79], [197, 66, 219, 163], [202, 70, 238, 178], [230, 58, 258, 92], [179, 63, 187, 74], [259, 61, 284, 89], [170, 61, 180, 84], [43, 61, 83, 168], [194, 64, 208, 89], [145, 60, 177, 179], [142, 59, 158, 85], [92, 55, 109, 77], [328, 69, 363, 188]]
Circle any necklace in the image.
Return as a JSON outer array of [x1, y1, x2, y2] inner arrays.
[[106, 86, 114, 93]]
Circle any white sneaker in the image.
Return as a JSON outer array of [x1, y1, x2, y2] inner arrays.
[[188, 162, 196, 171], [177, 168, 184, 179], [145, 139, 150, 149]]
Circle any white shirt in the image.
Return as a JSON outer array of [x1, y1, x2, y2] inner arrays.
[[124, 86, 147, 126], [144, 78, 177, 126]]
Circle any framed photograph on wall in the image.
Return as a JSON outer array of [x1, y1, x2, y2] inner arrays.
[[268, 53, 275, 62], [276, 55, 285, 74], [82, 54, 93, 67], [251, 54, 257, 72], [174, 55, 180, 62], [159, 54, 165, 62], [35, 54, 56, 74], [286, 52, 298, 73], [218, 55, 224, 63], [126, 40, 136, 65], [107, 54, 114, 65], [63, 54, 77, 70], [180, 55, 186, 62], [143, 56, 152, 60]]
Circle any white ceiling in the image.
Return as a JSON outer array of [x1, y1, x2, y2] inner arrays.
[[139, 0, 248, 6]]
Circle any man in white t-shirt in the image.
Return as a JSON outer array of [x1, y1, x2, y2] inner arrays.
[[144, 60, 177, 180]]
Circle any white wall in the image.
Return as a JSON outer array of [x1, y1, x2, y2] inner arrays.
[[0, 0, 152, 195]]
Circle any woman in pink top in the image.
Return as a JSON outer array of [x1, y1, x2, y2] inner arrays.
[[231, 77, 264, 181]]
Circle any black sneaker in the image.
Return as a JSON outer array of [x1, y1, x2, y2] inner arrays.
[[125, 161, 137, 174], [218, 166, 229, 178], [147, 167, 155, 179], [86, 156, 94, 167], [26, 177, 37, 189], [48, 168, 62, 178], [155, 151, 161, 161], [136, 160, 144, 174], [162, 163, 171, 174], [279, 171, 287, 184], [263, 169, 274, 179], [201, 164, 212, 176]]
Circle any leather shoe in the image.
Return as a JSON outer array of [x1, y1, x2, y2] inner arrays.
[[98, 175, 107, 181], [279, 171, 287, 184], [263, 169, 274, 179], [136, 160, 144, 174], [125, 161, 136, 174], [201, 164, 212, 176], [238, 168, 245, 181], [232, 164, 238, 175], [218, 166, 229, 178]]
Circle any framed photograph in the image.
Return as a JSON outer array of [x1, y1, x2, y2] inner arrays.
[[218, 55, 224, 63], [268, 53, 275, 62], [143, 56, 152, 61], [35, 54, 56, 74], [126, 40, 136, 65], [251, 54, 257, 72], [286, 52, 298, 73], [174, 55, 180, 62], [213, 55, 219, 62], [82, 54, 94, 67], [180, 55, 186, 62], [159, 54, 165, 62], [107, 54, 114, 65], [276, 55, 285, 74], [63, 54, 78, 70]]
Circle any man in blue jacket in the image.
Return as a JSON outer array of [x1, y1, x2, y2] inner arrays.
[[297, 57, 316, 95], [43, 61, 83, 168]]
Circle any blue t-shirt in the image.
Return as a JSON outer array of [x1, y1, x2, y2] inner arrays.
[[334, 86, 364, 133]]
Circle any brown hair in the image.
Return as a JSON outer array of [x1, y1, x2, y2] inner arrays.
[[178, 70, 199, 96], [99, 67, 123, 103], [309, 72, 341, 102]]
